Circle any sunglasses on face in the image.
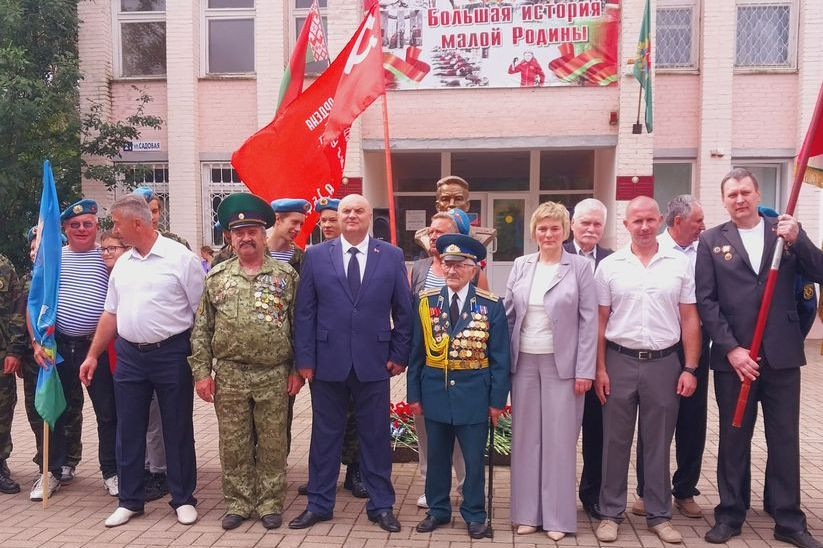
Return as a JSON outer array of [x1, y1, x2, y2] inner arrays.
[[68, 221, 96, 230]]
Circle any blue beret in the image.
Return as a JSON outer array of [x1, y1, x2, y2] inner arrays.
[[437, 233, 486, 262], [27, 226, 67, 245], [446, 208, 471, 235], [271, 198, 311, 214], [60, 199, 98, 222], [315, 197, 340, 212], [758, 205, 779, 218], [132, 187, 156, 203]]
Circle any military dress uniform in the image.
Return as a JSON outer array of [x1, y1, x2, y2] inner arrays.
[[0, 254, 26, 493], [407, 235, 511, 537], [189, 194, 299, 524]]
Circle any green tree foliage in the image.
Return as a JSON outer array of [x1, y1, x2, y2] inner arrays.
[[0, 0, 162, 269]]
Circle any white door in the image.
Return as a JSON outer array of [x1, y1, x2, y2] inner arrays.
[[486, 193, 529, 296]]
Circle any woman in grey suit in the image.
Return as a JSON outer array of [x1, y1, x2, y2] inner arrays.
[[504, 201, 597, 540]]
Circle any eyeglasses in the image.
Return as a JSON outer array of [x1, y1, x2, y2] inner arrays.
[[443, 262, 475, 271], [68, 221, 96, 230], [100, 246, 127, 254]]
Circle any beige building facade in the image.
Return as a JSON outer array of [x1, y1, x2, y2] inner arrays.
[[79, 0, 823, 295]]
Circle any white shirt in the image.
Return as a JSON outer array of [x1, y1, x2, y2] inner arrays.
[[573, 240, 597, 272], [341, 235, 369, 282], [520, 261, 558, 354], [596, 244, 695, 350], [737, 219, 765, 273], [657, 228, 698, 274], [104, 235, 205, 344], [446, 283, 470, 319]]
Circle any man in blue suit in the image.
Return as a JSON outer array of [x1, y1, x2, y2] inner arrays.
[[289, 194, 412, 532], [407, 234, 511, 540]]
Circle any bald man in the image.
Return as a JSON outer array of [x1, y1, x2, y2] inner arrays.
[[593, 197, 700, 545]]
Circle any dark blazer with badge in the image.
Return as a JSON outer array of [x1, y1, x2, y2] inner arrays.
[[407, 284, 511, 425], [294, 236, 412, 382], [695, 216, 823, 371]]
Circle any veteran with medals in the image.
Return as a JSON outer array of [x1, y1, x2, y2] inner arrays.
[[407, 234, 511, 540], [189, 193, 303, 531]]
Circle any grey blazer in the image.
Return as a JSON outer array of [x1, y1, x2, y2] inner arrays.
[[504, 250, 597, 379]]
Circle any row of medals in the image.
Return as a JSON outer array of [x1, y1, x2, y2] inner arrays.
[[442, 312, 490, 360], [253, 281, 286, 325]]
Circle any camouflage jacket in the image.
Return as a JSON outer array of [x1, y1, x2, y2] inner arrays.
[[189, 255, 299, 381], [0, 255, 27, 357]]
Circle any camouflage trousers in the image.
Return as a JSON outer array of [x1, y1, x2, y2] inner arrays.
[[0, 369, 16, 461], [21, 358, 83, 469], [215, 363, 289, 517]]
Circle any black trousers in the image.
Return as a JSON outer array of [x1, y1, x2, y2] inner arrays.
[[578, 389, 603, 508], [52, 335, 116, 477], [713, 363, 806, 534], [637, 334, 710, 499]]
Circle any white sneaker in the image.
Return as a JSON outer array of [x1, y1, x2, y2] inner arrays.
[[30, 472, 60, 501], [105, 507, 141, 527], [176, 504, 198, 525], [417, 494, 428, 508], [103, 475, 119, 496]]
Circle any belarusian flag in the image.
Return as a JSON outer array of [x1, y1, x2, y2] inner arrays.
[[634, 0, 653, 133], [276, 0, 329, 114]]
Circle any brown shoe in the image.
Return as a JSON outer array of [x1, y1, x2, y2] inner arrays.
[[649, 521, 682, 544], [630, 497, 646, 516], [675, 497, 702, 518]]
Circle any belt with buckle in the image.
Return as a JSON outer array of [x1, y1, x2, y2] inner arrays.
[[55, 332, 93, 344], [124, 330, 190, 353], [606, 341, 679, 361], [426, 359, 489, 371]]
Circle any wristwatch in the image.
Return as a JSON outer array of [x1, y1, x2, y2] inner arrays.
[[683, 366, 698, 377]]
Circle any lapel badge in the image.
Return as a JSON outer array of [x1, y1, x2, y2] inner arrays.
[[713, 246, 721, 254], [804, 283, 815, 300], [724, 252, 733, 261], [462, 312, 468, 319], [721, 245, 731, 253]]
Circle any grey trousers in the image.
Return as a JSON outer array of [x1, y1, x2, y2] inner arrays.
[[510, 353, 584, 532], [599, 348, 681, 526], [415, 413, 466, 491], [144, 393, 167, 474]]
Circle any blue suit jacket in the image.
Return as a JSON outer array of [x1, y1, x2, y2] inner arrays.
[[294, 236, 412, 382], [407, 284, 511, 425]]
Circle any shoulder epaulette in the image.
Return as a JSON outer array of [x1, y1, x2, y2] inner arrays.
[[475, 288, 499, 302], [208, 258, 232, 277], [418, 288, 440, 299]]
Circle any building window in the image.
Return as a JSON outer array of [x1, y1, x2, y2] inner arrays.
[[115, 0, 167, 78], [202, 163, 250, 246], [735, 2, 794, 68], [293, 0, 329, 75], [115, 164, 171, 231], [656, 3, 697, 70], [653, 162, 693, 214], [203, 0, 255, 74]]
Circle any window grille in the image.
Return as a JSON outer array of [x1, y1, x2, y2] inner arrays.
[[735, 3, 792, 67], [656, 7, 695, 69], [202, 163, 249, 246]]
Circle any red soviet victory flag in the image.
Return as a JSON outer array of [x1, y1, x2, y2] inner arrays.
[[321, 4, 386, 143], [231, 25, 361, 248]]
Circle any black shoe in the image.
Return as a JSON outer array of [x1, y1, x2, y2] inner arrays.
[[289, 509, 332, 529], [261, 513, 283, 530], [145, 472, 169, 502], [582, 501, 602, 520], [368, 509, 401, 532], [0, 461, 20, 495], [416, 515, 449, 533], [221, 514, 246, 530], [467, 522, 490, 539], [297, 483, 308, 496], [343, 465, 369, 499], [705, 523, 741, 543], [775, 530, 823, 548]]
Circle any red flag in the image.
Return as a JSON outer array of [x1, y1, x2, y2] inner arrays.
[[805, 84, 823, 159], [321, 4, 386, 143], [232, 30, 360, 248]]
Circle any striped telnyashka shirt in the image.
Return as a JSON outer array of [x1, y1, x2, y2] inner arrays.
[[270, 248, 295, 264], [56, 247, 109, 337]]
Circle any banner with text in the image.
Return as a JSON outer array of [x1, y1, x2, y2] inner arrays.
[[380, 0, 620, 90]]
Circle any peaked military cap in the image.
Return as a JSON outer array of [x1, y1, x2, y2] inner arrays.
[[447, 207, 471, 235], [315, 197, 340, 212], [437, 233, 486, 262], [271, 198, 311, 214], [218, 193, 275, 230], [60, 199, 98, 222], [132, 187, 156, 203]]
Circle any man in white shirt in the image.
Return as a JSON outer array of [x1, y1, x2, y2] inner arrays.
[[79, 195, 205, 528], [594, 196, 700, 545], [563, 198, 613, 519], [633, 195, 708, 519]]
